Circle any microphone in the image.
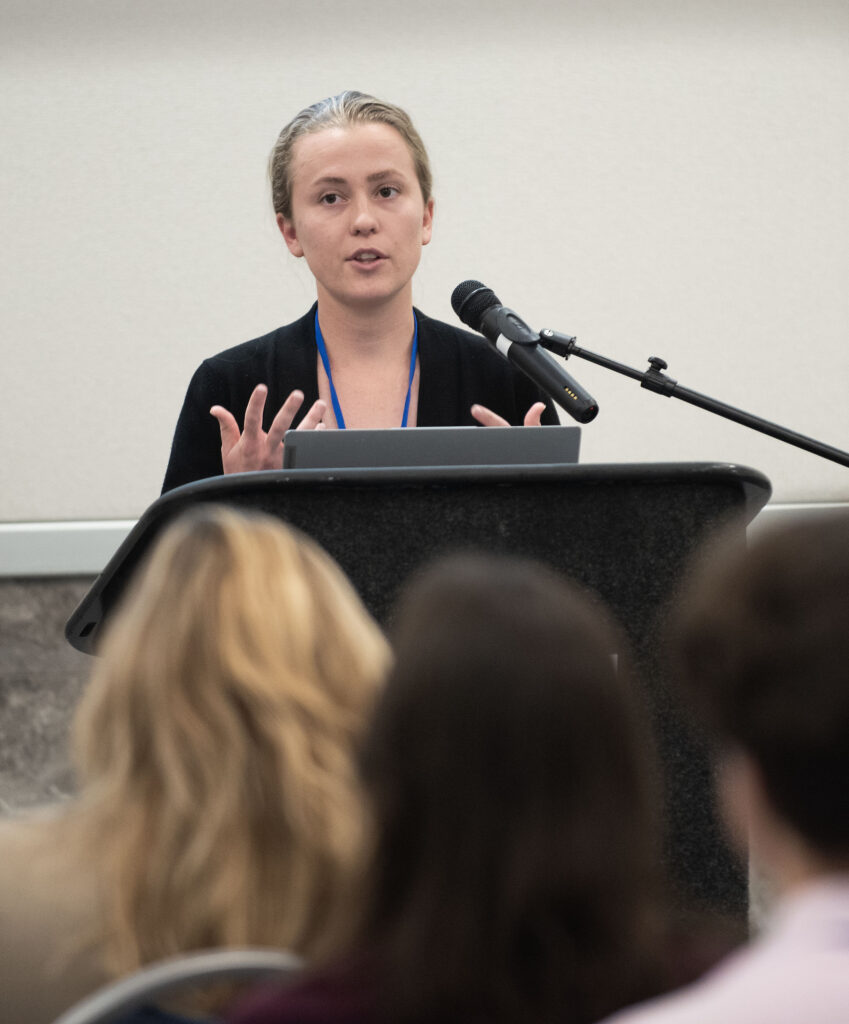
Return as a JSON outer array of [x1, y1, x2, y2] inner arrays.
[[451, 280, 599, 424]]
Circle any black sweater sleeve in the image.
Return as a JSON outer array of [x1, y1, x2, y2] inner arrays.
[[161, 312, 319, 494], [161, 359, 229, 493]]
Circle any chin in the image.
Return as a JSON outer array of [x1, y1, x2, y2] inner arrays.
[[347, 284, 407, 307]]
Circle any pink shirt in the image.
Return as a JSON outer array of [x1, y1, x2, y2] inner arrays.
[[601, 876, 849, 1024]]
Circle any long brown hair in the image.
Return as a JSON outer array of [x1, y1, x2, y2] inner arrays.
[[357, 554, 663, 1024]]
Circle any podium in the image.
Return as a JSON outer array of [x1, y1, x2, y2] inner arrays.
[[67, 461, 771, 916]]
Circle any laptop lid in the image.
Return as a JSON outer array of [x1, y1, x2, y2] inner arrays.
[[282, 426, 581, 470]]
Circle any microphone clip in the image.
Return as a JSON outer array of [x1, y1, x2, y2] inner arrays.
[[539, 328, 578, 359]]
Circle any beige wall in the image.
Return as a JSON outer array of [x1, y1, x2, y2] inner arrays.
[[2, 0, 848, 522]]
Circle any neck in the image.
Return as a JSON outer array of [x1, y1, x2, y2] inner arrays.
[[315, 288, 415, 364], [739, 758, 844, 898], [760, 832, 849, 899]]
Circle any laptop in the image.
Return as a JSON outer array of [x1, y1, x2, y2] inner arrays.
[[282, 425, 581, 470]]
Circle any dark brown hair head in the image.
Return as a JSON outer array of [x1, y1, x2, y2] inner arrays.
[[670, 511, 849, 857], [358, 553, 662, 1023]]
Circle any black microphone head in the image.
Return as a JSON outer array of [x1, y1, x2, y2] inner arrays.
[[451, 280, 501, 332]]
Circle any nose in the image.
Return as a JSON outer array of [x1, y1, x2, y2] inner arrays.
[[350, 195, 378, 235]]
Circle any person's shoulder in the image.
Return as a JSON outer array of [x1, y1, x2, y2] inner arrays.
[[597, 928, 822, 1024], [0, 806, 63, 853], [228, 955, 377, 1024], [201, 307, 315, 371], [597, 969, 732, 1024], [414, 306, 559, 424], [415, 308, 515, 377], [0, 807, 94, 917]]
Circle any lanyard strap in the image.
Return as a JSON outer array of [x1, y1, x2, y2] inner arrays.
[[314, 310, 418, 430]]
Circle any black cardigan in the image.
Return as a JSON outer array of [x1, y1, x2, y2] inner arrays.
[[162, 305, 558, 492]]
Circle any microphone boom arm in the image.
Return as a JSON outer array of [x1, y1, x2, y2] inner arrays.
[[538, 329, 849, 469]]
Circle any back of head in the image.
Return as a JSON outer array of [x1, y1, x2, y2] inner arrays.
[[71, 506, 390, 972], [670, 511, 849, 859], [360, 554, 661, 1023]]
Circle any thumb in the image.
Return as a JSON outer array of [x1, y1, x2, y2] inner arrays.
[[523, 402, 546, 427], [210, 405, 241, 455]]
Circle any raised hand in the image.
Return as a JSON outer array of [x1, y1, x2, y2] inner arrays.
[[210, 384, 327, 474], [470, 401, 547, 428]]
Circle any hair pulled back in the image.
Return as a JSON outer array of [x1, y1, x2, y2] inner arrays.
[[269, 90, 433, 220]]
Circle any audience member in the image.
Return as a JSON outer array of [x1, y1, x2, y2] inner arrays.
[[230, 554, 675, 1024], [0, 506, 389, 1024], [601, 511, 849, 1023]]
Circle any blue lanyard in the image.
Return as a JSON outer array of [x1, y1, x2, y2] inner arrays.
[[314, 310, 418, 430]]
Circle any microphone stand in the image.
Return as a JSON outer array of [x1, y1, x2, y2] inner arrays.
[[538, 328, 849, 469]]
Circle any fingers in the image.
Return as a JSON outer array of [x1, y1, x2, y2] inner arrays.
[[523, 402, 547, 427], [242, 383, 270, 438], [267, 390, 306, 449], [471, 403, 547, 427], [297, 399, 328, 431], [210, 405, 241, 455], [471, 403, 509, 428]]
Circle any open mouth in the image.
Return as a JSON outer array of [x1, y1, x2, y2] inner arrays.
[[349, 249, 386, 264]]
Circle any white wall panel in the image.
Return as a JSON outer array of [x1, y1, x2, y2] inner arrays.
[[2, 0, 847, 521]]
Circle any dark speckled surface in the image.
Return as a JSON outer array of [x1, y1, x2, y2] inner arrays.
[[0, 577, 94, 812], [64, 463, 769, 918]]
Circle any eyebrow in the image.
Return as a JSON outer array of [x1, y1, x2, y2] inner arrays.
[[310, 169, 406, 188]]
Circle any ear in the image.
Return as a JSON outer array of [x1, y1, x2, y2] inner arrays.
[[421, 197, 435, 247], [277, 212, 304, 258]]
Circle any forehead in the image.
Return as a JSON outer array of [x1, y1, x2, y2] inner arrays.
[[289, 122, 416, 188]]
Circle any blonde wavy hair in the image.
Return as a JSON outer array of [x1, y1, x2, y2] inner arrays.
[[64, 505, 389, 976]]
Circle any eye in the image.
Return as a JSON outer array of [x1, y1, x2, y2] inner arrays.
[[377, 185, 399, 199], [319, 192, 341, 205]]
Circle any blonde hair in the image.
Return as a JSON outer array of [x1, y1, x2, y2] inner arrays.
[[65, 506, 389, 975], [269, 90, 433, 220]]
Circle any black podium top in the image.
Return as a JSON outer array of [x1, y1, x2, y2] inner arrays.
[[67, 461, 770, 655]]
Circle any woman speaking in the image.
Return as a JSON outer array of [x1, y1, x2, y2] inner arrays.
[[162, 91, 556, 492]]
